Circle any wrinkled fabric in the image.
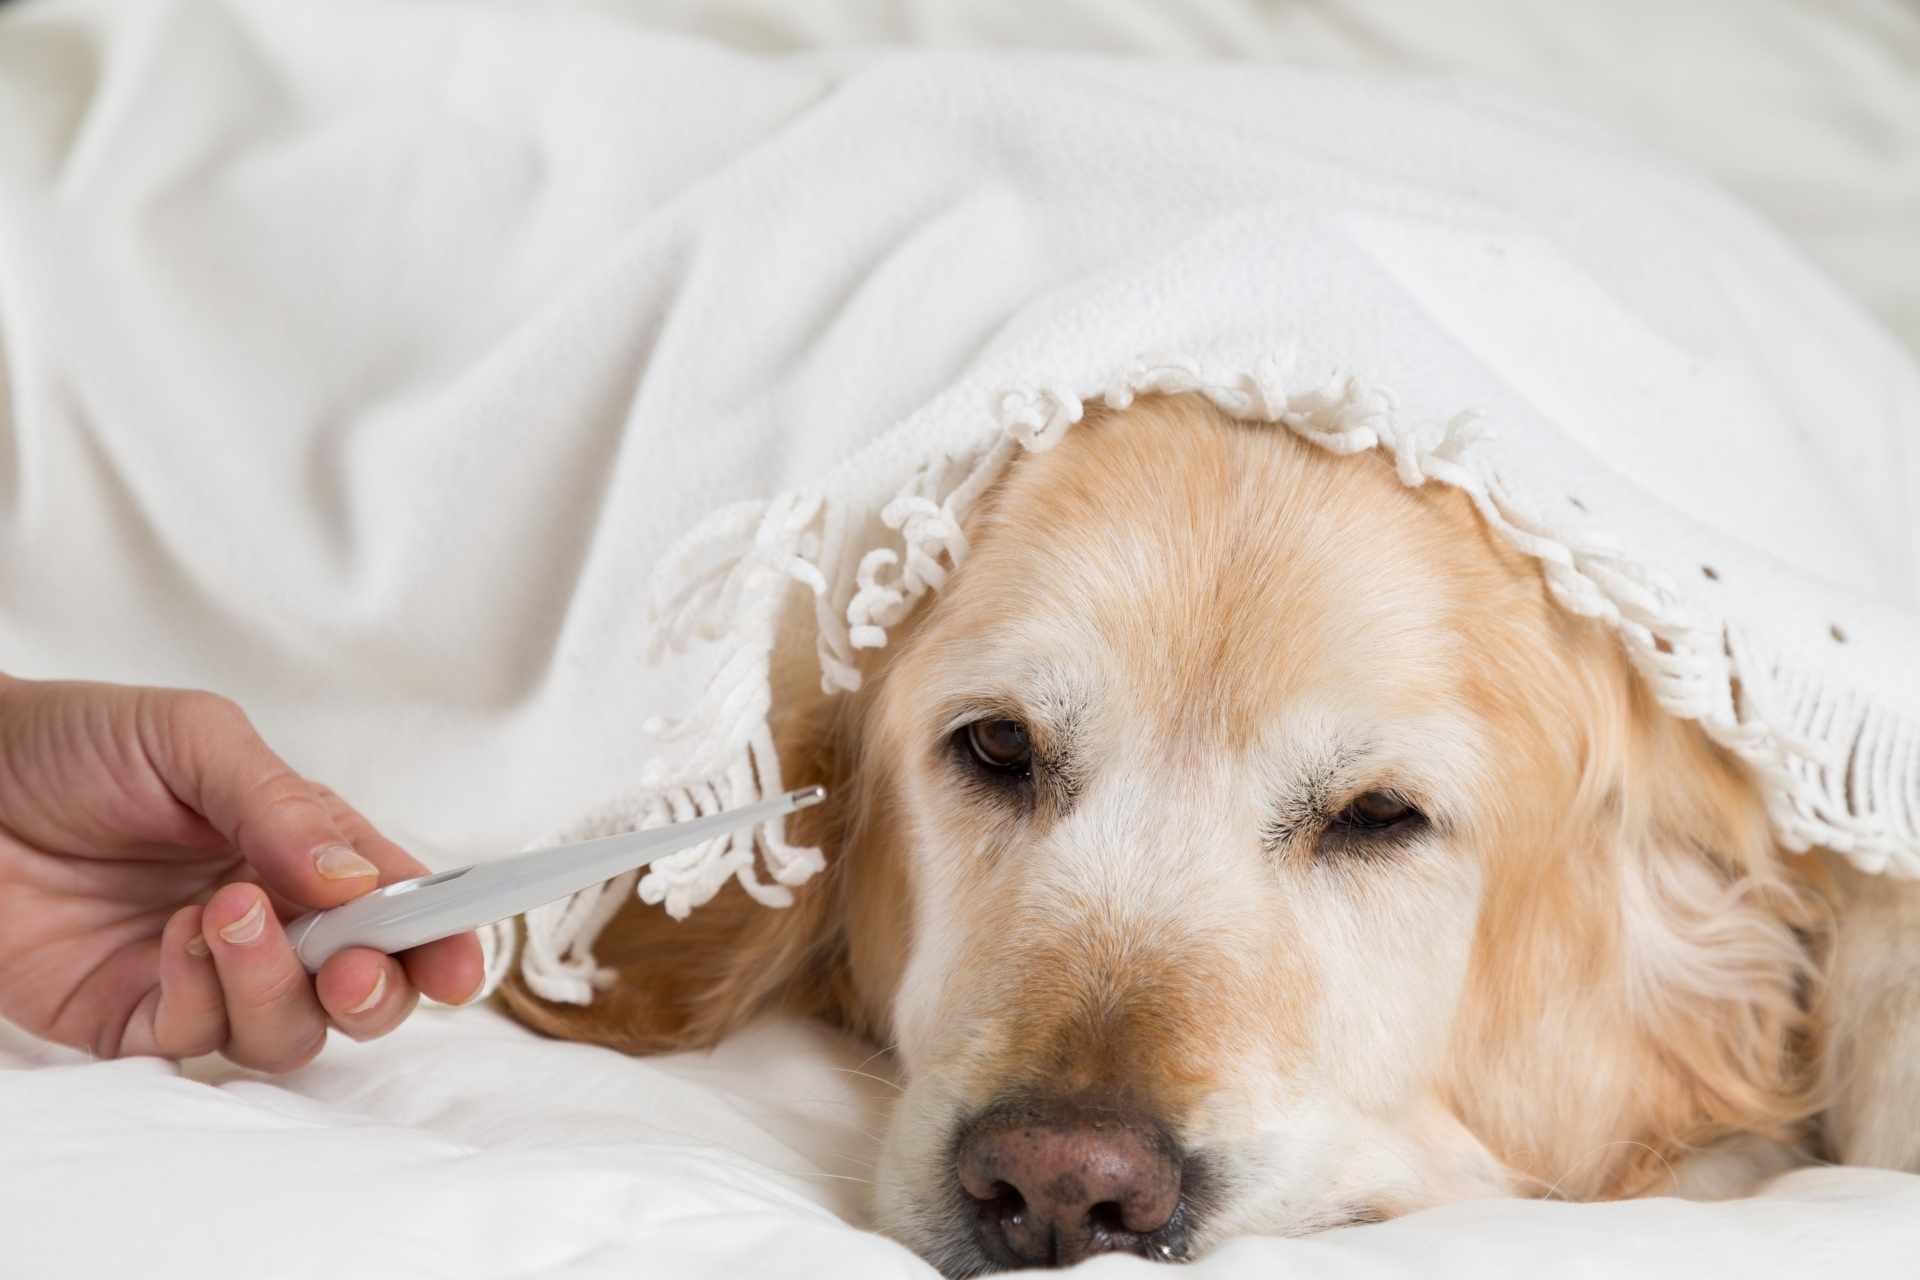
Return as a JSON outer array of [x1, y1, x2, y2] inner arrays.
[[2, 1, 1919, 1274], [4, 1011, 1919, 1278]]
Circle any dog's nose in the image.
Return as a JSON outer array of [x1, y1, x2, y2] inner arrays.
[[956, 1098, 1186, 1267]]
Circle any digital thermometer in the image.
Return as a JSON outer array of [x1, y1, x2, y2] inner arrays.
[[283, 786, 827, 972]]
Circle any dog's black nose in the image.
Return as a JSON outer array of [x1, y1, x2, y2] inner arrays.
[[956, 1098, 1187, 1267]]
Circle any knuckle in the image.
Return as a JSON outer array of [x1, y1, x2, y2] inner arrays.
[[174, 690, 247, 735], [246, 961, 316, 1014], [230, 769, 325, 857], [243, 767, 314, 812]]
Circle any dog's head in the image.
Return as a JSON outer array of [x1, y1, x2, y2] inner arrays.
[[508, 394, 1818, 1273]]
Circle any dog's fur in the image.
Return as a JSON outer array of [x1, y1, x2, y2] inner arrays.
[[503, 394, 1920, 1272]]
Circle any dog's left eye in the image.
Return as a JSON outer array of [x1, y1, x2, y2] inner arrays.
[[1331, 791, 1419, 832], [964, 719, 1033, 774]]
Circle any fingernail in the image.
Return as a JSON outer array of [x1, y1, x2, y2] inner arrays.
[[218, 898, 268, 946], [186, 933, 211, 959], [314, 843, 379, 881], [346, 969, 387, 1016]]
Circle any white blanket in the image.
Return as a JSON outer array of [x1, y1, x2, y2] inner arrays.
[[4, 0, 1920, 1275], [616, 0, 1920, 363], [6, 1010, 1920, 1278]]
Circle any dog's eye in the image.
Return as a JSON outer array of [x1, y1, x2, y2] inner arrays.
[[1331, 791, 1419, 832], [964, 719, 1032, 774]]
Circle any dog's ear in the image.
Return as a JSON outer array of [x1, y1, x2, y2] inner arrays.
[[1602, 675, 1823, 1164], [499, 630, 865, 1054], [497, 838, 845, 1054], [1455, 637, 1822, 1197], [498, 601, 920, 1055]]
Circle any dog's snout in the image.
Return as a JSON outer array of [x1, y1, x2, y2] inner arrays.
[[955, 1098, 1188, 1267]]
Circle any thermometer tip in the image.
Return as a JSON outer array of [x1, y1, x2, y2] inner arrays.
[[789, 785, 828, 810]]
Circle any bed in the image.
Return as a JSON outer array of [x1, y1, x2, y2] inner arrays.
[[2, 1, 1918, 1275]]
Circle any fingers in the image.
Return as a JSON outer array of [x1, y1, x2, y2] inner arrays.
[[139, 692, 381, 911], [315, 947, 416, 1040], [123, 905, 230, 1060], [134, 890, 438, 1067], [316, 788, 485, 1006], [134, 686, 485, 1056], [201, 883, 329, 1072], [309, 783, 432, 882], [400, 933, 485, 1007]]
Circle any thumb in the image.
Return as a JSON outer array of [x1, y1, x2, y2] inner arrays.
[[140, 690, 383, 909]]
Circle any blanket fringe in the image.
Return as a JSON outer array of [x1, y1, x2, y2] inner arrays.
[[480, 350, 1920, 1006]]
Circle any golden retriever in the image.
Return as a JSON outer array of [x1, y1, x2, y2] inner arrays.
[[503, 393, 1920, 1273]]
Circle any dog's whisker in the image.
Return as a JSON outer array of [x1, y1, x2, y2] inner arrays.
[[848, 1042, 901, 1077], [790, 1171, 878, 1187], [819, 1152, 879, 1169], [827, 1066, 906, 1093]]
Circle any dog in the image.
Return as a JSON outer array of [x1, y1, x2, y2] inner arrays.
[[503, 393, 1920, 1273]]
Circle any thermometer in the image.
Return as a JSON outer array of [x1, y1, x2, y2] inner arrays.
[[283, 786, 827, 972]]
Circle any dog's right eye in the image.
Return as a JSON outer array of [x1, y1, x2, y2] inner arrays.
[[1334, 791, 1417, 830], [962, 719, 1032, 775]]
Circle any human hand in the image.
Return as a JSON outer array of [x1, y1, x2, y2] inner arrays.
[[0, 675, 482, 1069]]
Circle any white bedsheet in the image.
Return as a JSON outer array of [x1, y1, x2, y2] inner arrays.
[[6, 1009, 1920, 1279], [4, 1, 1919, 1276]]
